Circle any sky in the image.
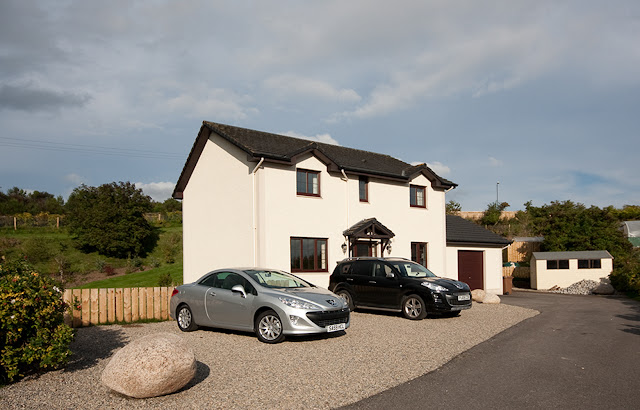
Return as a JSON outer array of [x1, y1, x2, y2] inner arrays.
[[1, 0, 639, 211]]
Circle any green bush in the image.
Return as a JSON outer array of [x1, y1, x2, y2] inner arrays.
[[0, 261, 74, 383], [157, 272, 173, 287]]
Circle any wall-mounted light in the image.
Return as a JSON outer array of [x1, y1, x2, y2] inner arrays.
[[386, 243, 392, 254], [341, 243, 348, 254]]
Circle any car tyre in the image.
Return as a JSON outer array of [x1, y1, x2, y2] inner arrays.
[[176, 304, 198, 332], [255, 310, 285, 344], [336, 289, 355, 311], [402, 294, 427, 320]]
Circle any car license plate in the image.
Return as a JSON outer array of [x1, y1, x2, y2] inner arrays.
[[327, 323, 346, 332], [458, 294, 470, 301]]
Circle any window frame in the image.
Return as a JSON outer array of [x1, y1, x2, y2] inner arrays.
[[410, 184, 426, 208], [290, 237, 328, 273], [411, 242, 428, 267], [578, 259, 602, 269], [296, 168, 321, 197], [547, 259, 569, 270], [359, 176, 369, 202]]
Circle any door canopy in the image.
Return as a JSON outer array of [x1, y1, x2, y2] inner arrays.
[[343, 218, 395, 257]]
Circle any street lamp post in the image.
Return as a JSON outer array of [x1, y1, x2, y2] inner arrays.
[[496, 181, 500, 204]]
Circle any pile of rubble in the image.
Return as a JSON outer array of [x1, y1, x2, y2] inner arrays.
[[548, 279, 615, 295]]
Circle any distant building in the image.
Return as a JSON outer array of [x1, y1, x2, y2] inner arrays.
[[621, 221, 640, 247], [530, 251, 613, 290]]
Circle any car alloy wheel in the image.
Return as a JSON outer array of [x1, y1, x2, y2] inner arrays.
[[336, 290, 355, 311], [256, 310, 285, 343], [177, 304, 198, 331], [402, 295, 427, 320]]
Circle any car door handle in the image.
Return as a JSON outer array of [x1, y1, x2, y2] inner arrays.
[[209, 292, 216, 296], [368, 281, 377, 284], [346, 278, 354, 281]]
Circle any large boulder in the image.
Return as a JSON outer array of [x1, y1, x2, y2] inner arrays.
[[471, 289, 501, 304], [593, 280, 615, 295], [482, 293, 501, 304], [101, 333, 196, 398], [471, 289, 486, 302]]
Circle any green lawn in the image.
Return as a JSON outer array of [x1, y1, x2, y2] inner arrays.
[[73, 263, 183, 289]]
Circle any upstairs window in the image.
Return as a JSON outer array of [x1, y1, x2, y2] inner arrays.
[[578, 259, 601, 269], [297, 169, 320, 196], [359, 176, 369, 202], [410, 185, 426, 208], [547, 260, 569, 269]]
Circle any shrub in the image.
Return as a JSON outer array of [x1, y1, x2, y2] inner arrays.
[[157, 272, 173, 287], [0, 261, 74, 383], [159, 232, 182, 264], [103, 265, 115, 276]]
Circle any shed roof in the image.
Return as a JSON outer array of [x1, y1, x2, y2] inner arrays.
[[173, 121, 456, 198], [446, 215, 511, 247], [532, 250, 613, 260]]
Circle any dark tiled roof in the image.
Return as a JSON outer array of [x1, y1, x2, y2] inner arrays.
[[446, 215, 511, 246], [343, 218, 395, 238], [173, 121, 456, 198]]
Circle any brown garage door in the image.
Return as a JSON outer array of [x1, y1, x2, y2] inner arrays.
[[458, 250, 484, 290]]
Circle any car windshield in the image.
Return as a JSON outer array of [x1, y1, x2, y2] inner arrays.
[[244, 269, 313, 288], [388, 261, 437, 278]]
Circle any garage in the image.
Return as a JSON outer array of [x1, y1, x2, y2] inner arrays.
[[458, 250, 484, 290]]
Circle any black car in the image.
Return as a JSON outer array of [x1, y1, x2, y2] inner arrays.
[[329, 257, 472, 319]]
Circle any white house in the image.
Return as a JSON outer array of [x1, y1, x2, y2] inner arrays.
[[173, 121, 507, 293], [530, 251, 613, 290]]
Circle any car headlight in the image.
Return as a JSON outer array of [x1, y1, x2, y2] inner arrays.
[[279, 297, 319, 310], [421, 282, 448, 292]]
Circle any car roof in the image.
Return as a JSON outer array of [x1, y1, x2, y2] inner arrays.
[[338, 257, 411, 263]]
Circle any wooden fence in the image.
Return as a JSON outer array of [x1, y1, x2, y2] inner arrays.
[[63, 286, 176, 328], [502, 266, 531, 279], [506, 240, 542, 263]]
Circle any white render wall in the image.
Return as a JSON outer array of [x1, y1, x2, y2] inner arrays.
[[182, 136, 448, 288], [445, 246, 504, 295], [530, 257, 613, 290]]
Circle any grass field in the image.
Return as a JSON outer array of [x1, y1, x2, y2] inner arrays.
[[0, 224, 183, 288], [73, 263, 183, 289]]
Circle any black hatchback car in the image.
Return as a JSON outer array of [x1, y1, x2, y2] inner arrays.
[[329, 257, 472, 319]]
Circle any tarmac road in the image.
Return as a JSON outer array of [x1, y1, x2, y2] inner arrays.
[[340, 291, 640, 410]]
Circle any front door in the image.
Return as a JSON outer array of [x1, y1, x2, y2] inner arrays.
[[458, 250, 484, 290], [353, 241, 377, 257]]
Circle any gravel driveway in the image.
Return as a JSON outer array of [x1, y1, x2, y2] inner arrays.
[[1, 304, 537, 409]]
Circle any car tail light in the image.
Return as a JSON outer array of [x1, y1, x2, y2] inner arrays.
[[171, 288, 179, 298]]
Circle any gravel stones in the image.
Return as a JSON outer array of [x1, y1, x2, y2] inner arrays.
[[101, 333, 196, 398], [1, 304, 537, 409]]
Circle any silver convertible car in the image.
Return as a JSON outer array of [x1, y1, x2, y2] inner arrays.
[[169, 268, 350, 343]]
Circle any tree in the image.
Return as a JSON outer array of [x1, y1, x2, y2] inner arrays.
[[445, 200, 461, 215], [65, 182, 158, 258], [481, 201, 510, 226]]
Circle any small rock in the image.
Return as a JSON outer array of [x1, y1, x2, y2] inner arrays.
[[471, 289, 486, 302], [101, 333, 196, 398]]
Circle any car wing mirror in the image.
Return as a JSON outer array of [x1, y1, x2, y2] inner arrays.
[[231, 284, 247, 298], [386, 272, 395, 278]]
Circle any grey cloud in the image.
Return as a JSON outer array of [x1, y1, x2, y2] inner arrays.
[[0, 84, 91, 112]]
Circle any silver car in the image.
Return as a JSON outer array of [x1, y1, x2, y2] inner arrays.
[[169, 268, 350, 343]]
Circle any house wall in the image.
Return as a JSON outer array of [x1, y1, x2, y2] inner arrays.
[[445, 245, 504, 295], [530, 257, 613, 290], [182, 136, 256, 280], [182, 137, 448, 288]]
